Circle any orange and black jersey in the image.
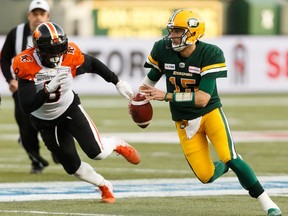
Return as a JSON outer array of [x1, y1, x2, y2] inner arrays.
[[12, 42, 119, 119]]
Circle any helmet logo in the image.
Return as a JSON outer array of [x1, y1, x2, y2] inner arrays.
[[33, 29, 42, 41], [187, 18, 199, 28], [52, 38, 59, 43]]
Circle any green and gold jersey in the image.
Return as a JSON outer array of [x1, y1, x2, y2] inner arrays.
[[144, 39, 227, 121]]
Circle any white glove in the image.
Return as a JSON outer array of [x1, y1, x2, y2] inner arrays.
[[116, 80, 133, 100], [45, 72, 69, 93]]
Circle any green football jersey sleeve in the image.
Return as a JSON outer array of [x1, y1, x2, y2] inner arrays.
[[144, 39, 227, 121]]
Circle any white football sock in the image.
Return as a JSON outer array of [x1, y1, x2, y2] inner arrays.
[[73, 161, 105, 186], [94, 137, 116, 160], [257, 191, 280, 213]]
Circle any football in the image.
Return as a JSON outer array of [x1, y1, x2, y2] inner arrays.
[[130, 93, 153, 128]]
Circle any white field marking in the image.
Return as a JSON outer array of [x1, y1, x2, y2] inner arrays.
[[1, 96, 288, 110], [227, 119, 288, 128], [0, 176, 287, 202], [102, 119, 173, 127], [103, 130, 288, 143], [1, 131, 288, 143], [220, 97, 288, 107], [79, 97, 288, 108], [0, 124, 17, 130], [0, 210, 120, 216]]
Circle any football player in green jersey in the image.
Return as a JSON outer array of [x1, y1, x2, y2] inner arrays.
[[138, 9, 282, 216]]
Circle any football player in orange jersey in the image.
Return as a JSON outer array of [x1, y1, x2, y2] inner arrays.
[[12, 22, 141, 204]]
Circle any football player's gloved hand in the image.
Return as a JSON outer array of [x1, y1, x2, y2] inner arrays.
[[116, 80, 133, 100], [128, 97, 133, 115], [45, 72, 69, 93]]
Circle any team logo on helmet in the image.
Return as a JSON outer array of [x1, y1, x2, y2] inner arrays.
[[52, 38, 59, 43], [33, 29, 42, 41], [187, 18, 199, 28], [20, 54, 34, 63]]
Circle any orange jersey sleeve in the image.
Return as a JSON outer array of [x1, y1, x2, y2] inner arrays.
[[62, 42, 85, 77], [12, 48, 42, 81]]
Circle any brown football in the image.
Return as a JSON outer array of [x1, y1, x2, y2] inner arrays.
[[130, 93, 153, 128]]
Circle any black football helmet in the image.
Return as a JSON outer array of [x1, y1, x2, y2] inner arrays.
[[33, 22, 68, 68]]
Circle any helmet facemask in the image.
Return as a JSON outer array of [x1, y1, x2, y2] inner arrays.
[[36, 39, 68, 68], [165, 27, 193, 52]]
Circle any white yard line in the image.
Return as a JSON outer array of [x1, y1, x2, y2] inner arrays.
[[0, 176, 287, 202], [2, 96, 288, 110], [1, 131, 288, 143]]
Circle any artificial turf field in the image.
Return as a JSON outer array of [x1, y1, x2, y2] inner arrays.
[[0, 94, 287, 215]]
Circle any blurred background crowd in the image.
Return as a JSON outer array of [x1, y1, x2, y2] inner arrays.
[[0, 0, 285, 38], [1, 0, 288, 95]]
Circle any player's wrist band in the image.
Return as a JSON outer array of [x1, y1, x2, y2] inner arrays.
[[164, 92, 169, 102], [172, 92, 195, 103]]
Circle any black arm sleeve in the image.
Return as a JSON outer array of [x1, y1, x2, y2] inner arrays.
[[76, 53, 119, 85], [18, 78, 50, 114], [1, 28, 17, 83]]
